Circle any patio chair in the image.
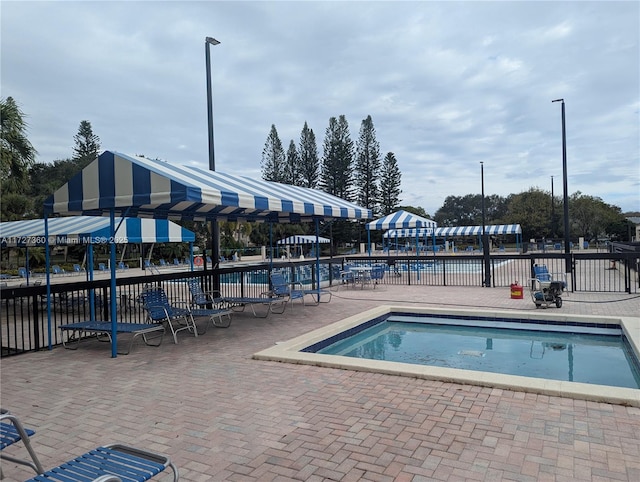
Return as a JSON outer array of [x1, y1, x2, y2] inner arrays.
[[52, 265, 66, 276], [533, 264, 566, 289], [369, 265, 385, 288], [18, 267, 30, 279], [98, 263, 108, 272], [0, 409, 44, 476], [270, 272, 318, 307], [117, 261, 129, 270], [186, 278, 232, 329], [338, 265, 355, 289], [139, 288, 198, 344], [24, 444, 179, 481]]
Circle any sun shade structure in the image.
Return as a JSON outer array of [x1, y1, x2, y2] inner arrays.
[[0, 216, 195, 247], [43, 151, 371, 222], [383, 224, 522, 238], [41, 151, 370, 358], [365, 210, 437, 231], [276, 235, 330, 245]]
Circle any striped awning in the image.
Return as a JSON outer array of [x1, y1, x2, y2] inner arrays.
[[383, 224, 522, 238], [383, 228, 434, 238], [43, 151, 371, 223], [0, 216, 195, 247], [277, 235, 330, 245], [366, 210, 438, 231], [436, 224, 522, 236]]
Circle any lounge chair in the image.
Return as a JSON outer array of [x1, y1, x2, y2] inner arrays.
[[52, 265, 66, 276], [0, 409, 44, 476], [221, 292, 286, 318], [186, 278, 232, 329], [24, 444, 179, 481], [60, 320, 165, 355], [18, 267, 30, 279], [117, 261, 129, 270], [270, 272, 330, 305], [139, 288, 198, 344], [98, 263, 108, 272], [72, 264, 85, 275]]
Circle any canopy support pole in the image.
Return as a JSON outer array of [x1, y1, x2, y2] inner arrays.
[[315, 219, 321, 297], [44, 216, 52, 351], [109, 210, 118, 358]]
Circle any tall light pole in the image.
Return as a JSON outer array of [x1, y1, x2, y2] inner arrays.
[[552, 98, 571, 278], [206, 36, 220, 288], [480, 161, 491, 288]]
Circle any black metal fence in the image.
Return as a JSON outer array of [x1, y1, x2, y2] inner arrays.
[[1, 251, 638, 357]]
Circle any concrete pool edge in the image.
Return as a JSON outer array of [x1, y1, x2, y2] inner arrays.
[[253, 306, 640, 407]]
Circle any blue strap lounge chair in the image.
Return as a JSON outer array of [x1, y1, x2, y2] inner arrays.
[[25, 444, 179, 481], [139, 288, 198, 344], [0, 409, 44, 476], [186, 278, 232, 329], [270, 272, 331, 305], [60, 321, 165, 355]]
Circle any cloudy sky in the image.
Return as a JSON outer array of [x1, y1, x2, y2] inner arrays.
[[3, 1, 639, 216]]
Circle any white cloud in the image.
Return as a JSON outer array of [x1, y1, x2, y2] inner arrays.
[[1, 0, 638, 216]]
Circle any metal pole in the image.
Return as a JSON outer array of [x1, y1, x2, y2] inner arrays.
[[553, 99, 571, 276], [550, 175, 555, 238], [481, 162, 491, 287], [206, 37, 221, 290]]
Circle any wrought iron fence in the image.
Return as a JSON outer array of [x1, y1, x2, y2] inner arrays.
[[1, 252, 637, 357]]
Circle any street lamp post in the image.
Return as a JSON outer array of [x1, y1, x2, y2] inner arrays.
[[480, 162, 491, 288], [552, 98, 571, 278], [206, 37, 221, 290]]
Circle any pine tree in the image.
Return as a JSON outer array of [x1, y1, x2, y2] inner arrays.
[[320, 115, 354, 200], [298, 121, 319, 189], [354, 115, 381, 213], [261, 124, 286, 182], [72, 120, 101, 169], [379, 152, 402, 215], [285, 139, 299, 185]]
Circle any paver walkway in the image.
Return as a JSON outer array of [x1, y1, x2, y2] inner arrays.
[[1, 285, 639, 481]]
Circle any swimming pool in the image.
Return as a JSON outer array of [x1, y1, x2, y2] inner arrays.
[[253, 306, 640, 406], [309, 315, 640, 389]]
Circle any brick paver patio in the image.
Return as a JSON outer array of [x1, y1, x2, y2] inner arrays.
[[1, 285, 639, 481]]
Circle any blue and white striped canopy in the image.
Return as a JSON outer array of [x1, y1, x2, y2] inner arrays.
[[383, 228, 434, 238], [43, 151, 371, 223], [366, 210, 438, 231], [277, 235, 330, 245], [436, 224, 522, 236], [383, 224, 522, 238], [0, 216, 195, 247]]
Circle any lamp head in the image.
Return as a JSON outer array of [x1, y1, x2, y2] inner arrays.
[[206, 37, 220, 45], [551, 98, 564, 103]]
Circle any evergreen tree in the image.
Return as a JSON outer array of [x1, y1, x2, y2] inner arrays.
[[285, 139, 299, 185], [1, 97, 37, 194], [261, 124, 286, 182], [379, 152, 402, 215], [354, 115, 381, 213], [72, 120, 101, 169], [298, 121, 319, 188], [320, 115, 354, 200]]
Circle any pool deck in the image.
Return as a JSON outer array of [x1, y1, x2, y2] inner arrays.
[[1, 285, 639, 481]]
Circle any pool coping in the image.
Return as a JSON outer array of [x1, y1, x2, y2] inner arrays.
[[253, 306, 640, 407]]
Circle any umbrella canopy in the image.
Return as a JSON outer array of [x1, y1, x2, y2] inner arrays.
[[0, 216, 194, 247], [44, 151, 371, 222], [276, 235, 330, 245], [366, 210, 437, 231]]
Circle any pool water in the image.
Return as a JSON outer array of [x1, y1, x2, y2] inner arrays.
[[312, 315, 640, 389]]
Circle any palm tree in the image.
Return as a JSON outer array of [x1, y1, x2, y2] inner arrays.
[[1, 97, 37, 193]]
